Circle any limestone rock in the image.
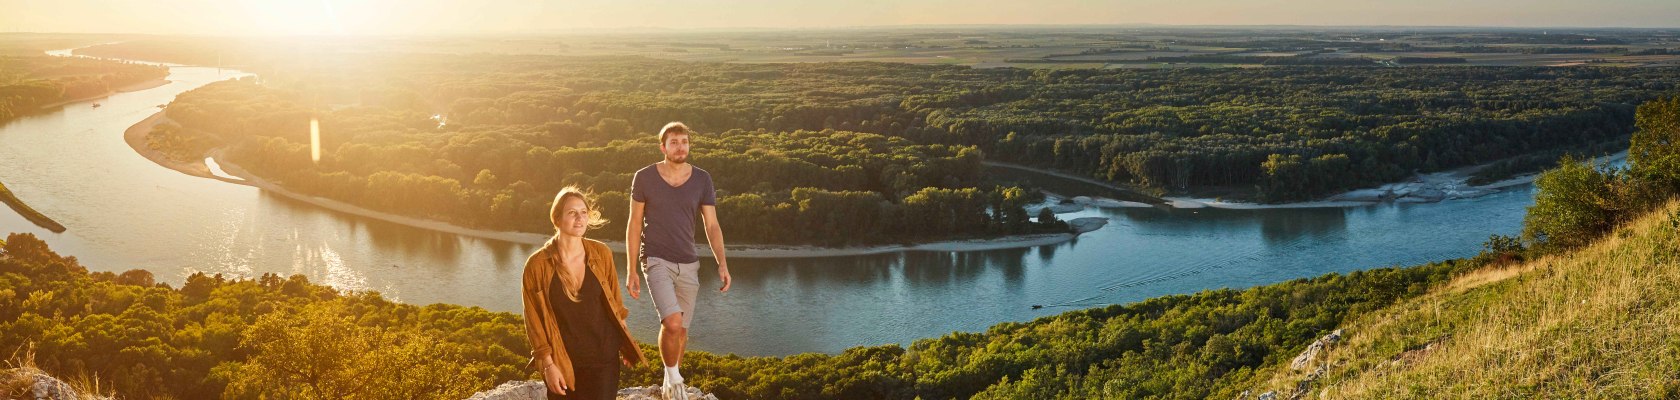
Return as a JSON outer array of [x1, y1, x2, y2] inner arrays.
[[1290, 329, 1342, 370], [467, 381, 718, 400], [466, 380, 546, 400], [616, 385, 720, 400], [2, 368, 107, 400]]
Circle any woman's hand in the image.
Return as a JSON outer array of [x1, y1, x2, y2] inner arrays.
[[542, 358, 569, 395]]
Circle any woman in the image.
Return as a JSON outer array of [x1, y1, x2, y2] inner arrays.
[[523, 187, 644, 399]]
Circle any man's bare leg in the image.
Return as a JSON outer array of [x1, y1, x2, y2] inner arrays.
[[659, 313, 689, 399], [659, 313, 687, 368]]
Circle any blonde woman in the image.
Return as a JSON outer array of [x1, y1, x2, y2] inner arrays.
[[523, 187, 644, 399]]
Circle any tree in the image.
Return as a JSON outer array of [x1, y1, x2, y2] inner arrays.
[[1258, 154, 1306, 202], [1631, 96, 1680, 191], [227, 301, 483, 399], [1521, 155, 1615, 250], [1037, 207, 1060, 228]]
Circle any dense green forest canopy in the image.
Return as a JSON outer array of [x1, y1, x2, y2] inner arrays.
[[0, 55, 167, 122], [162, 77, 1060, 245], [90, 38, 1680, 205]]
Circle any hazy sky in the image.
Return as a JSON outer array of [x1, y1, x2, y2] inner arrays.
[[4, 0, 1677, 35]]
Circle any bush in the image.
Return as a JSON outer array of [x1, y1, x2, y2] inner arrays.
[[1521, 155, 1618, 250], [1632, 96, 1680, 192]]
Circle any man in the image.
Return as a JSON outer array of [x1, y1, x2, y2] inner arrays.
[[625, 121, 732, 400]]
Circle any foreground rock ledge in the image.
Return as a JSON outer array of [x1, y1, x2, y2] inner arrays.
[[2, 367, 111, 400], [468, 380, 720, 400]]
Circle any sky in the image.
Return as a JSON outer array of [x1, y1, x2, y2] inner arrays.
[[3, 0, 1677, 35]]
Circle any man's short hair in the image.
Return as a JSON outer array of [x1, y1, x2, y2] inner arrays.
[[659, 122, 691, 144]]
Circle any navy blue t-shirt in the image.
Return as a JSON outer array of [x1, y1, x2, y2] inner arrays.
[[631, 164, 716, 264]]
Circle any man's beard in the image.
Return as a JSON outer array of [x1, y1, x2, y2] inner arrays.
[[666, 154, 688, 164]]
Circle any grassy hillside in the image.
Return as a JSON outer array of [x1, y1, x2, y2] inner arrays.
[[1233, 200, 1680, 399]]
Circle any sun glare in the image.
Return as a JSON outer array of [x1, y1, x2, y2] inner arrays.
[[239, 0, 349, 36], [310, 117, 321, 164]]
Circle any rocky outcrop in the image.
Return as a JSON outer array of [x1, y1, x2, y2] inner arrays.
[[1236, 329, 1342, 400], [2, 368, 108, 400], [467, 381, 718, 400], [614, 386, 720, 400], [1290, 329, 1342, 370], [466, 380, 545, 400]]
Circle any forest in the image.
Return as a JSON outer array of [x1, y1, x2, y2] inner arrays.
[[0, 55, 167, 122], [138, 48, 1680, 204], [162, 77, 1058, 245]]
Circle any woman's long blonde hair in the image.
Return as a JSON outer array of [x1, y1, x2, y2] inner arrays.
[[549, 186, 606, 302]]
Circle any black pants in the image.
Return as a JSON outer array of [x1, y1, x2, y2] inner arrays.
[[548, 362, 621, 400]]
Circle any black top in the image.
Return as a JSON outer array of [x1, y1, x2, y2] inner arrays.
[[548, 261, 621, 367]]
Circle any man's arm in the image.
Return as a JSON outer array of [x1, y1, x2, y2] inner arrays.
[[701, 204, 731, 292], [625, 200, 646, 299]]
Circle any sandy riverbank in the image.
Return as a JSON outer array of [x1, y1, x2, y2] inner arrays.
[[123, 111, 228, 181], [986, 161, 1167, 205], [996, 152, 1629, 211], [34, 78, 170, 111], [1168, 150, 1631, 210], [125, 114, 1097, 258]]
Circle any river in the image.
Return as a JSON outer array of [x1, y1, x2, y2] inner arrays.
[[0, 51, 1542, 356]]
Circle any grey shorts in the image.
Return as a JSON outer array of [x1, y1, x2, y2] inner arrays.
[[643, 256, 700, 328]]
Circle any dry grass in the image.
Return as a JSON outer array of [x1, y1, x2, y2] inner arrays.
[[1442, 257, 1542, 294], [2, 344, 37, 400], [1249, 200, 1680, 399], [3, 343, 114, 400]]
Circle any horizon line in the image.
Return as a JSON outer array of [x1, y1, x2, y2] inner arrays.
[[5, 22, 1679, 38]]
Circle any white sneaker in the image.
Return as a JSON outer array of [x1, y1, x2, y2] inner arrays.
[[662, 381, 689, 400], [665, 381, 685, 400]]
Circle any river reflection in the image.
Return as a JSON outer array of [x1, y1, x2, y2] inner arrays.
[[2, 53, 1540, 356]]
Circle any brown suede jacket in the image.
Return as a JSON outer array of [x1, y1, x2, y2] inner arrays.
[[521, 237, 644, 385]]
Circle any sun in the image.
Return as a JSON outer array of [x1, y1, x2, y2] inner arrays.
[[238, 0, 348, 36]]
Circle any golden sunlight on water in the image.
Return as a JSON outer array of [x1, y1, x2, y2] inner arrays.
[[183, 207, 256, 280], [295, 242, 370, 295]]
